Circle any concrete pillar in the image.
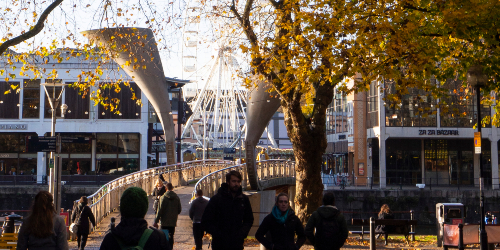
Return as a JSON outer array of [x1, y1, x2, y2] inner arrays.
[[379, 137, 386, 189], [140, 132, 148, 171], [37, 152, 46, 184], [91, 133, 96, 171], [421, 139, 425, 184], [491, 140, 499, 189]]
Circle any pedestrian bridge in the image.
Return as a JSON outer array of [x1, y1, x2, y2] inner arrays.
[[80, 159, 296, 229]]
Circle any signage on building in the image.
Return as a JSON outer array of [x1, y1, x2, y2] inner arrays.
[[0, 124, 27, 130], [418, 130, 459, 135], [26, 136, 90, 152], [358, 163, 364, 176], [474, 132, 481, 154], [338, 135, 346, 140]]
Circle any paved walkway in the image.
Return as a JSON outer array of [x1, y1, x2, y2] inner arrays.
[[68, 185, 459, 250]]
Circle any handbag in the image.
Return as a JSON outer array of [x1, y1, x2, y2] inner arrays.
[[69, 206, 84, 233]]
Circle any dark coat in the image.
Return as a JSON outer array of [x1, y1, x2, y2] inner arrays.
[[201, 183, 254, 250], [375, 212, 394, 234], [71, 203, 96, 235], [17, 213, 69, 250], [152, 186, 166, 199], [255, 209, 306, 250], [100, 218, 170, 250], [189, 196, 209, 223], [305, 206, 348, 250], [154, 190, 182, 227]]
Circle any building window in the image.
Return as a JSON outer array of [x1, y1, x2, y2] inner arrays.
[[335, 92, 347, 133], [98, 82, 142, 119], [118, 133, 140, 153], [97, 133, 118, 153], [43, 79, 62, 118], [385, 79, 437, 127], [22, 79, 40, 118], [64, 84, 90, 119], [0, 81, 20, 119], [367, 80, 379, 128]]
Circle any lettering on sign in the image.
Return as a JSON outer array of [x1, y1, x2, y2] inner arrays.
[[0, 124, 27, 130], [419, 130, 459, 136]]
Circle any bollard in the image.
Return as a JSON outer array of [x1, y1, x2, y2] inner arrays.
[[458, 223, 464, 250], [110, 217, 116, 231], [410, 210, 415, 241], [370, 217, 375, 250]]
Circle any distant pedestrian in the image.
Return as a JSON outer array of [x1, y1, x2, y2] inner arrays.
[[152, 179, 166, 214], [71, 196, 96, 250], [189, 189, 208, 250], [154, 183, 181, 249], [100, 187, 170, 250], [202, 170, 254, 250], [17, 190, 69, 250], [305, 192, 348, 250], [375, 204, 394, 240], [256, 193, 306, 250]]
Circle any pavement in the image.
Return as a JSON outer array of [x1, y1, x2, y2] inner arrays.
[[68, 185, 470, 250]]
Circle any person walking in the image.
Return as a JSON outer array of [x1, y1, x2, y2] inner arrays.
[[375, 204, 394, 241], [202, 170, 254, 250], [189, 189, 209, 250], [71, 196, 96, 250], [17, 190, 69, 250], [305, 192, 348, 250], [255, 193, 306, 250], [100, 187, 170, 250], [153, 183, 181, 249], [152, 179, 166, 214]]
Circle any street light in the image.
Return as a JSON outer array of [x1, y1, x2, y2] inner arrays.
[[42, 82, 68, 213], [467, 64, 488, 250]]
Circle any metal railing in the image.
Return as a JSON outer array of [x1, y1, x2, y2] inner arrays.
[[75, 160, 233, 226], [193, 159, 296, 199]]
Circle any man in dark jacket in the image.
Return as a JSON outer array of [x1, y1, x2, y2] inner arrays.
[[100, 187, 170, 250], [154, 183, 182, 249], [201, 170, 254, 250], [305, 192, 348, 250], [189, 189, 209, 250], [256, 193, 306, 250], [71, 196, 96, 250]]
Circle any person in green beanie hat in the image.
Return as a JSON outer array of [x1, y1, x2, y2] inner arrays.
[[100, 187, 171, 250]]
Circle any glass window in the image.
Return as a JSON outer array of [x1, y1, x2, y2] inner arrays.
[[22, 79, 40, 118], [97, 133, 118, 153], [118, 133, 140, 153], [44, 79, 62, 118], [98, 82, 141, 119], [64, 84, 90, 119], [61, 133, 92, 153], [0, 81, 20, 119]]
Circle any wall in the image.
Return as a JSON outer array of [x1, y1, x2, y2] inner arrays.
[[0, 186, 100, 215], [328, 189, 500, 226]]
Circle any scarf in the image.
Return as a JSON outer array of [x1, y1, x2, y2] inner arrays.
[[271, 205, 289, 224]]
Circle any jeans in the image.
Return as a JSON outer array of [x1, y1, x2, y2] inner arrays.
[[77, 232, 88, 250], [162, 226, 175, 249], [193, 223, 204, 250]]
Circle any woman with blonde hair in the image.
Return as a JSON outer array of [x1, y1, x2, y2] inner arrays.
[[152, 179, 166, 213], [375, 204, 394, 242], [17, 190, 69, 250]]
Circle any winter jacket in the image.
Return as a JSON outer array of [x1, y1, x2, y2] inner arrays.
[[189, 196, 208, 223], [71, 203, 96, 235], [375, 212, 395, 234], [17, 213, 69, 250], [255, 208, 306, 250], [154, 190, 182, 227], [305, 205, 348, 250], [201, 183, 254, 250], [152, 186, 166, 199], [100, 218, 170, 250]]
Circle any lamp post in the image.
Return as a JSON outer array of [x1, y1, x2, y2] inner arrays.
[[42, 82, 67, 213], [467, 65, 489, 250]]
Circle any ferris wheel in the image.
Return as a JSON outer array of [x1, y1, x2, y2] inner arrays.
[[180, 1, 248, 150]]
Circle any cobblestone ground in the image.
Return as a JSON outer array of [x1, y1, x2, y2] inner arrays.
[[68, 186, 452, 250]]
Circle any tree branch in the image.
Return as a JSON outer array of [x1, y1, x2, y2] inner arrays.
[[0, 0, 64, 55]]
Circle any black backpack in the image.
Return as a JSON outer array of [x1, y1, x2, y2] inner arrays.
[[315, 214, 345, 249]]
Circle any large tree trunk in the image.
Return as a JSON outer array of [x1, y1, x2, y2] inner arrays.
[[281, 96, 328, 223]]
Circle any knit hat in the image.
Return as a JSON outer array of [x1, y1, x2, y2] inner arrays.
[[120, 187, 149, 218]]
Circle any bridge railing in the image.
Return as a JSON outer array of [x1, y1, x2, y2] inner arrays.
[[75, 160, 233, 226], [193, 159, 296, 199]]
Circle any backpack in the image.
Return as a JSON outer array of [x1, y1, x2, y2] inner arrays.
[[114, 228, 153, 250], [315, 214, 345, 249]]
